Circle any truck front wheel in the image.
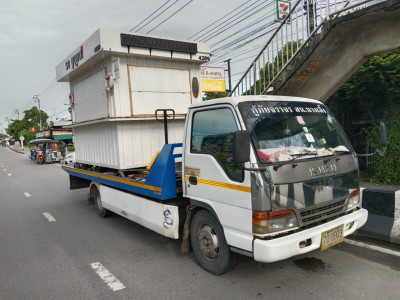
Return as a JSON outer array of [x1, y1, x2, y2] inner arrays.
[[190, 210, 237, 275]]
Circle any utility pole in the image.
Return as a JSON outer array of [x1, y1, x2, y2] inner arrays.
[[14, 109, 19, 120], [33, 95, 42, 131], [304, 0, 314, 35], [224, 59, 232, 92]]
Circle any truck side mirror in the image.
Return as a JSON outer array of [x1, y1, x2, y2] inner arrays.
[[233, 130, 251, 163], [380, 122, 388, 146]]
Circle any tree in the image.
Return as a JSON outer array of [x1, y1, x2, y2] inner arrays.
[[6, 120, 23, 140], [23, 106, 49, 130], [326, 50, 400, 184], [341, 51, 400, 124], [6, 106, 49, 142], [328, 50, 400, 127], [203, 92, 229, 100]]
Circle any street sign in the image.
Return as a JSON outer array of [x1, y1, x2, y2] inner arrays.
[[201, 66, 226, 93], [277, 0, 291, 21]]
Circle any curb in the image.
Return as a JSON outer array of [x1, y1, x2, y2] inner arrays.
[[359, 188, 400, 244], [7, 146, 29, 156]]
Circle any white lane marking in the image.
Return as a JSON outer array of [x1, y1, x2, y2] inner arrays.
[[24, 192, 31, 198], [7, 173, 11, 176], [90, 262, 126, 292], [3, 169, 6, 171], [42, 212, 56, 222], [344, 239, 400, 258]]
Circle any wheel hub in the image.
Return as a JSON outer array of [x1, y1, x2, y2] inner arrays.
[[198, 224, 219, 260]]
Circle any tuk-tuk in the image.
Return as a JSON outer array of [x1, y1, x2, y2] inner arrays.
[[29, 139, 62, 164]]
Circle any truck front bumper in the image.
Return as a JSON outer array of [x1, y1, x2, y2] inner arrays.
[[253, 208, 368, 263]]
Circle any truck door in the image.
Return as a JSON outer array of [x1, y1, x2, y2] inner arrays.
[[183, 105, 253, 250]]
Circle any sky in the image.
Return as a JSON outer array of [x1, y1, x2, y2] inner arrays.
[[0, 0, 279, 132]]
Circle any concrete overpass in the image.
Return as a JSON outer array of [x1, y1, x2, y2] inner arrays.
[[229, 0, 400, 102]]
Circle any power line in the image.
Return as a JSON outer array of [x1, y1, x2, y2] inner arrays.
[[39, 82, 59, 99], [48, 107, 69, 119], [49, 107, 71, 120], [211, 18, 277, 56], [214, 45, 265, 65], [10, 77, 62, 121], [17, 102, 36, 113], [208, 8, 309, 65], [196, 0, 264, 42], [207, 18, 277, 64], [41, 96, 70, 114], [210, 26, 279, 64], [200, 1, 273, 42], [146, 0, 194, 34], [187, 0, 254, 40], [210, 13, 268, 48], [37, 78, 57, 97], [130, 0, 172, 32], [133, 0, 181, 33]]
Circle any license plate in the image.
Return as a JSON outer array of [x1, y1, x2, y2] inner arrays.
[[321, 224, 344, 251]]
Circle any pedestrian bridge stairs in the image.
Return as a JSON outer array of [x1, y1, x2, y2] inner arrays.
[[229, 0, 400, 102]]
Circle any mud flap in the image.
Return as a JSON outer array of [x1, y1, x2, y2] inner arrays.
[[69, 175, 91, 190], [181, 206, 194, 254]]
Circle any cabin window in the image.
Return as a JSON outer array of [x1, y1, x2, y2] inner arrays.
[[191, 108, 243, 181]]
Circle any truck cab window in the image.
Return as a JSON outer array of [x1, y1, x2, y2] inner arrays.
[[191, 108, 243, 181]]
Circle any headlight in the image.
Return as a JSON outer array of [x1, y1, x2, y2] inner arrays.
[[347, 188, 361, 211], [253, 210, 299, 235]]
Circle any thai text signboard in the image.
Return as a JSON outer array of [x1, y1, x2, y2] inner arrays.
[[201, 66, 226, 93]]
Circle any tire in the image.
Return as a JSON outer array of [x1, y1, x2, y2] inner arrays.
[[190, 210, 237, 275], [38, 157, 44, 165], [93, 186, 112, 218]]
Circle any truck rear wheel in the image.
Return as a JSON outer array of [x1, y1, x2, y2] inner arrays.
[[190, 210, 237, 275], [93, 186, 112, 218]]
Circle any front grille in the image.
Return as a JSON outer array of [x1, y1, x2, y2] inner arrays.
[[299, 199, 346, 226]]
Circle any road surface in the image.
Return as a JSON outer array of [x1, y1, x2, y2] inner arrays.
[[0, 147, 399, 299]]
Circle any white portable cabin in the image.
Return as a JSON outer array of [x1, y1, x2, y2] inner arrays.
[[56, 28, 210, 169]]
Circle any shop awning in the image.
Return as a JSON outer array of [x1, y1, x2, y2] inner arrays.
[[53, 134, 73, 140]]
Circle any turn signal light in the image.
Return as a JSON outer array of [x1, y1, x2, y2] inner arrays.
[[347, 188, 361, 211], [349, 188, 360, 198], [253, 210, 299, 235]]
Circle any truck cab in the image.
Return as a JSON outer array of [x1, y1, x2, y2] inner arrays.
[[183, 95, 367, 274]]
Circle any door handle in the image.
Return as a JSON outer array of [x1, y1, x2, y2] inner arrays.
[[189, 176, 197, 185]]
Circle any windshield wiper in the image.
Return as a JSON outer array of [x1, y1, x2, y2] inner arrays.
[[273, 151, 317, 171], [322, 151, 349, 164]]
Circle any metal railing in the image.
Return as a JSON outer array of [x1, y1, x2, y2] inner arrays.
[[228, 0, 384, 97]]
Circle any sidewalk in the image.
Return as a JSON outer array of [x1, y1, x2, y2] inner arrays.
[[8, 144, 30, 156], [361, 181, 400, 191]]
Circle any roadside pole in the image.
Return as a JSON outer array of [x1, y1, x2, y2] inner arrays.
[[19, 135, 25, 151]]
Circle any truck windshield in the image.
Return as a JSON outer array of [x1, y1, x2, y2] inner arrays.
[[238, 101, 353, 164]]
